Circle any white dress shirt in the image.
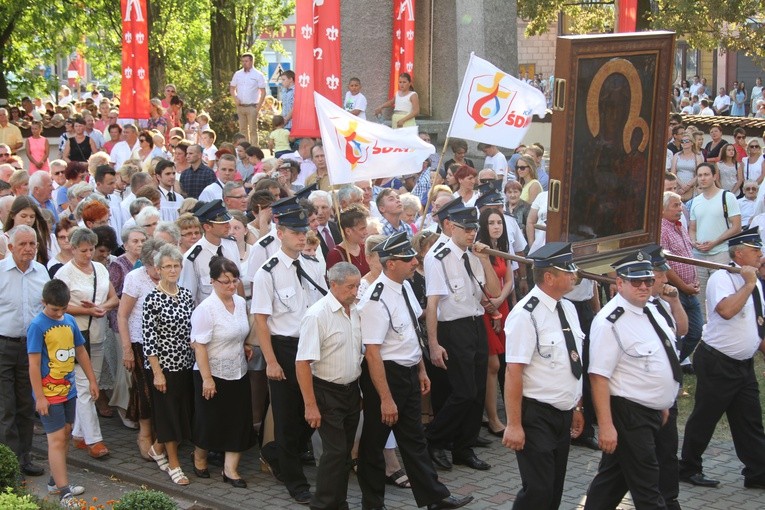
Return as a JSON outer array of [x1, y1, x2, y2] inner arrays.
[[191, 292, 249, 380]]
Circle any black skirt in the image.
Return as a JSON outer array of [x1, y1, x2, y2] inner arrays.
[[192, 371, 255, 452], [149, 369, 193, 444], [127, 343, 152, 422]]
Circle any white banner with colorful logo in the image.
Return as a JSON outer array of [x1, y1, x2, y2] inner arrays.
[[448, 53, 548, 148], [315, 92, 436, 185]]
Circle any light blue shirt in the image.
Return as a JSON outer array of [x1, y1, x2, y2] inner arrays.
[[0, 256, 49, 337], [30, 195, 59, 223]]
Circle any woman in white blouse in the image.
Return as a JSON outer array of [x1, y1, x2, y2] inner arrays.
[[190, 256, 255, 488]]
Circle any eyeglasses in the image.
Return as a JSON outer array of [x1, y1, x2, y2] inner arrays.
[[139, 138, 147, 142], [628, 278, 655, 288], [52, 171, 64, 175], [745, 187, 758, 191], [391, 256, 415, 263], [214, 278, 240, 286], [516, 165, 530, 170], [181, 231, 200, 238], [680, 139, 692, 143], [160, 264, 181, 271], [0, 153, 9, 157], [750, 145, 761, 149], [736, 135, 746, 139]]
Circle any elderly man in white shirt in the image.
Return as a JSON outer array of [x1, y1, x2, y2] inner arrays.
[[229, 52, 267, 145]]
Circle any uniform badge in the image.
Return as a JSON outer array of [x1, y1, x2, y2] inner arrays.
[[758, 316, 764, 326], [570, 351, 579, 363], [636, 252, 644, 261]]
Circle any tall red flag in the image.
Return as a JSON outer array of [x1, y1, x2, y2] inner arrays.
[[389, 0, 415, 98], [617, 0, 638, 32], [120, 0, 150, 119], [291, 0, 342, 138]]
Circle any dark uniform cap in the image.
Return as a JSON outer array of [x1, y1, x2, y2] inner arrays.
[[527, 241, 578, 272], [475, 191, 504, 209], [276, 208, 310, 232], [372, 231, 416, 259], [727, 226, 763, 249], [294, 182, 319, 201], [644, 243, 670, 272], [448, 205, 479, 229], [271, 196, 302, 217], [477, 181, 502, 195], [193, 199, 232, 224], [611, 250, 654, 279], [435, 196, 464, 222]]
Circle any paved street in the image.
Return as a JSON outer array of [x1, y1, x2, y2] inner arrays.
[[29, 416, 765, 509]]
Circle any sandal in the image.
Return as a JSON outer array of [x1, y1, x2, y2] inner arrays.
[[385, 468, 411, 489], [167, 466, 189, 485], [148, 445, 169, 472]]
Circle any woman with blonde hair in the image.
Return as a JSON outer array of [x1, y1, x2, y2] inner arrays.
[[514, 155, 542, 204]]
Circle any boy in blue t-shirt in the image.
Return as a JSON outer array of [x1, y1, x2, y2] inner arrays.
[[27, 280, 98, 503]]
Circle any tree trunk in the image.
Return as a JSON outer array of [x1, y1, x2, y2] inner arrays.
[[0, 19, 16, 100], [210, 0, 238, 99], [147, 0, 166, 98]]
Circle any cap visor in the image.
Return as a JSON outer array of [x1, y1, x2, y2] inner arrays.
[[391, 249, 417, 259], [617, 270, 654, 279], [284, 225, 310, 233], [554, 262, 579, 272]]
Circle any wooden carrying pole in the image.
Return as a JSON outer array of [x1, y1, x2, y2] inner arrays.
[[419, 137, 450, 231], [480, 247, 616, 285], [664, 253, 742, 274]]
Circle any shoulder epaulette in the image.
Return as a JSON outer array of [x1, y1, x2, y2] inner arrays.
[[187, 245, 202, 262], [370, 282, 384, 301], [433, 241, 445, 253], [607, 306, 625, 324], [523, 296, 539, 313], [263, 256, 279, 273], [302, 255, 319, 263], [435, 247, 451, 261], [259, 235, 275, 248]]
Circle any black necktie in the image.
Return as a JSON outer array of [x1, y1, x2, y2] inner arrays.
[[167, 191, 176, 201], [216, 245, 223, 257], [402, 284, 426, 351], [751, 284, 765, 339], [293, 259, 328, 296], [650, 298, 675, 331], [555, 302, 582, 379], [462, 252, 490, 301], [643, 307, 683, 384]]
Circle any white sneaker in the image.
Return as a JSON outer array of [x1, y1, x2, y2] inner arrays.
[[117, 408, 139, 430], [48, 483, 85, 496]]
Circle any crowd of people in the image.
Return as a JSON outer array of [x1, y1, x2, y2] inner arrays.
[[671, 75, 765, 118], [1, 56, 765, 510]]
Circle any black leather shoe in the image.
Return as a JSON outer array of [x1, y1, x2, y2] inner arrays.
[[452, 454, 490, 471], [680, 472, 720, 487], [428, 447, 452, 471], [293, 489, 312, 505], [222, 472, 247, 488], [471, 435, 492, 447], [20, 461, 44, 477], [427, 495, 474, 510], [300, 449, 316, 465], [744, 479, 765, 489], [571, 436, 600, 450]]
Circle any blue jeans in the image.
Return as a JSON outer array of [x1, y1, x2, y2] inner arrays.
[[678, 291, 702, 361]]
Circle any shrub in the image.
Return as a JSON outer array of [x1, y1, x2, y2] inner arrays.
[[112, 489, 178, 510], [0, 487, 37, 510], [0, 444, 20, 491]]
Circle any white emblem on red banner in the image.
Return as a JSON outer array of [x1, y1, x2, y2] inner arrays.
[[298, 73, 311, 88]]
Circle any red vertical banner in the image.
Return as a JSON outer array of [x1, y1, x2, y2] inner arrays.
[[389, 0, 415, 98], [291, 0, 342, 138], [120, 0, 150, 119], [617, 0, 637, 32]]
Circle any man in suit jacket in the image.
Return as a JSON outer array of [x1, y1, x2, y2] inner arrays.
[[309, 189, 342, 259]]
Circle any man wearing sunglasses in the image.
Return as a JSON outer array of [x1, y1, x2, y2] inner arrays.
[[584, 250, 681, 509], [357, 232, 473, 510], [425, 206, 500, 472], [679, 227, 765, 490]]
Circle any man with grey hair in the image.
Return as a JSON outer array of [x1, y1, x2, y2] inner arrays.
[[154, 221, 181, 245], [0, 225, 49, 477], [0, 163, 14, 183], [309, 189, 341, 259], [109, 123, 140, 171], [296, 262, 363, 510], [28, 171, 58, 222], [0, 195, 14, 228], [222, 181, 248, 212], [336, 185, 363, 211]]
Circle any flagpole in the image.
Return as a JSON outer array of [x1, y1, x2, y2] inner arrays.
[[331, 184, 347, 245], [418, 136, 450, 231]]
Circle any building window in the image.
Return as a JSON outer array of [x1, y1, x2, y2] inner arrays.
[[674, 42, 699, 86]]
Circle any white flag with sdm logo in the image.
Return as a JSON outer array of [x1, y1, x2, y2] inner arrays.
[[314, 92, 436, 185]]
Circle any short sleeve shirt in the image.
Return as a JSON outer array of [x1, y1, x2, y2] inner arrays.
[[190, 292, 249, 379], [27, 312, 85, 403], [230, 68, 267, 104]]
